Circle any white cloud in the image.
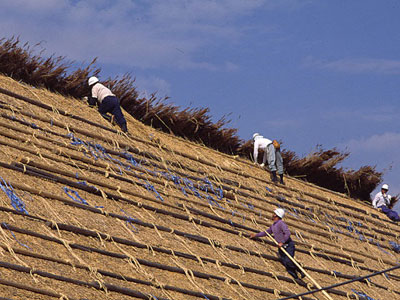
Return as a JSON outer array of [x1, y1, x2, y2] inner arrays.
[[0, 0, 275, 70], [135, 76, 171, 98], [322, 106, 400, 123], [304, 56, 400, 75], [341, 132, 400, 153]]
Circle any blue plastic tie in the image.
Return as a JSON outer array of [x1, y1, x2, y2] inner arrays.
[[389, 241, 400, 253], [63, 187, 89, 205], [120, 209, 139, 233], [0, 177, 28, 215], [351, 289, 376, 300], [2, 222, 31, 250]]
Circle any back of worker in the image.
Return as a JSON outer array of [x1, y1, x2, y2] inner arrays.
[[91, 82, 115, 103]]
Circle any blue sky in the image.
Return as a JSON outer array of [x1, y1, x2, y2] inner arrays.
[[1, 0, 399, 211]]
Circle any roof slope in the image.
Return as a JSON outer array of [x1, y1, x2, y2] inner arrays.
[[0, 74, 398, 300]]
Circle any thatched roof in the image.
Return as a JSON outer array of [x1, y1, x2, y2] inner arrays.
[[0, 74, 398, 300]]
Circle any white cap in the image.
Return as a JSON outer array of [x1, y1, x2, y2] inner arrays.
[[253, 133, 260, 139], [88, 76, 99, 86], [382, 184, 389, 190], [274, 208, 285, 219]]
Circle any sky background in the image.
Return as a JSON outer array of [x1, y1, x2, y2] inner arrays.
[[1, 0, 399, 212]]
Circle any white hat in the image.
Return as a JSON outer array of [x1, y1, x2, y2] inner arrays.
[[274, 208, 285, 219], [253, 133, 260, 140], [382, 184, 389, 190], [88, 76, 99, 86]]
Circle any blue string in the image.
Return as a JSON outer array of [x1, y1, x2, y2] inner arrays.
[[0, 177, 28, 215], [63, 187, 89, 205], [120, 209, 139, 233], [351, 289, 376, 300], [2, 222, 31, 250], [265, 186, 272, 192], [389, 241, 400, 253], [202, 294, 210, 300], [142, 180, 164, 202], [333, 271, 342, 276]]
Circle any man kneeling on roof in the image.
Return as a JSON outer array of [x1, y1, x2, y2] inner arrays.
[[253, 133, 284, 184], [86, 76, 128, 133], [250, 208, 305, 280], [372, 184, 400, 222]]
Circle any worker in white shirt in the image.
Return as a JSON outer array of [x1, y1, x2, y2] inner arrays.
[[87, 76, 128, 133], [372, 184, 399, 222], [253, 133, 284, 184]]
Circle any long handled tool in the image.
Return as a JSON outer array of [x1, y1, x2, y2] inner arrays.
[[263, 230, 334, 300]]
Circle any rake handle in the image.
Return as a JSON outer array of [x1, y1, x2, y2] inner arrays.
[[263, 231, 334, 300]]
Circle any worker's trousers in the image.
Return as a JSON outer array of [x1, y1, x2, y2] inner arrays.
[[263, 143, 283, 175], [99, 96, 127, 130], [278, 239, 302, 279], [379, 205, 400, 222]]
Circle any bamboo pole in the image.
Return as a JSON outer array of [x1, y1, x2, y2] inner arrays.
[[262, 230, 334, 300]]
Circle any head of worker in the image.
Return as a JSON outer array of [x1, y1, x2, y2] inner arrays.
[[381, 184, 389, 194], [272, 208, 285, 221], [88, 76, 99, 88], [253, 133, 261, 142]]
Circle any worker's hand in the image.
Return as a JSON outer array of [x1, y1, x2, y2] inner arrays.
[[278, 242, 283, 248], [260, 163, 265, 168], [82, 96, 88, 102], [249, 233, 257, 239]]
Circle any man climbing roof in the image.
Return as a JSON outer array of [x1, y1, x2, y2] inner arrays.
[[86, 76, 128, 133], [253, 133, 284, 184], [372, 184, 399, 222], [250, 208, 304, 280]]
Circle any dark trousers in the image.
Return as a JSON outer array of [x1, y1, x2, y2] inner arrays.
[[99, 96, 127, 130], [278, 240, 303, 279], [379, 205, 400, 222]]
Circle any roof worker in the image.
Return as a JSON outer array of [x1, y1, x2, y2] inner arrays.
[[250, 208, 305, 280], [86, 76, 128, 133], [372, 184, 399, 222], [253, 133, 284, 184]]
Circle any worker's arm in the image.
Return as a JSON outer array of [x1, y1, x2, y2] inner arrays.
[[250, 226, 272, 239], [87, 96, 98, 107], [253, 140, 259, 163], [372, 193, 379, 208]]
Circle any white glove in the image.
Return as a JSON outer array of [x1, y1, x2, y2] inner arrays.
[[82, 96, 88, 102], [260, 163, 265, 167]]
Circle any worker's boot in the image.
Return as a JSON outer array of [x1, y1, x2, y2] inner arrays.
[[271, 171, 278, 183], [279, 174, 284, 185], [120, 122, 128, 133]]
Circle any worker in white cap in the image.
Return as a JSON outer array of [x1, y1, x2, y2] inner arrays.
[[253, 133, 284, 184], [86, 76, 128, 133], [250, 208, 304, 279], [372, 184, 399, 222]]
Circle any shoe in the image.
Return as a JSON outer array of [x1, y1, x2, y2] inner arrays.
[[279, 174, 284, 185], [271, 171, 278, 183], [120, 123, 128, 133]]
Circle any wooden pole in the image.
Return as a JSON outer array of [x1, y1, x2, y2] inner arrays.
[[263, 230, 334, 300]]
